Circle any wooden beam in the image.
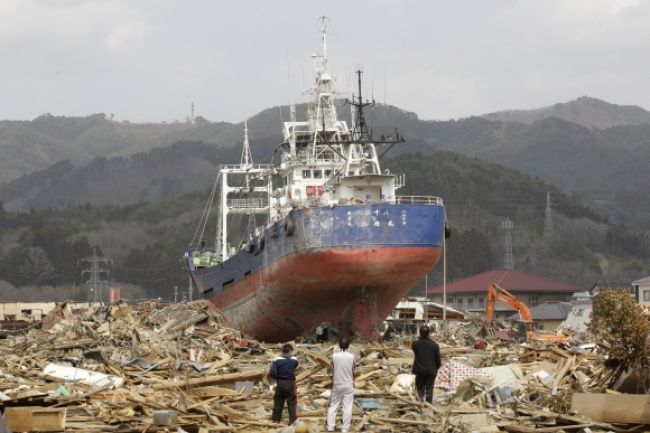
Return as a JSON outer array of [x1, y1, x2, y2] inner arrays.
[[154, 369, 266, 389]]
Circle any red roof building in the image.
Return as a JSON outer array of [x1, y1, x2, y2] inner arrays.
[[428, 269, 580, 318]]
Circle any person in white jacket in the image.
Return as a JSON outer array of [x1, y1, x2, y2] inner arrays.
[[326, 337, 355, 432]]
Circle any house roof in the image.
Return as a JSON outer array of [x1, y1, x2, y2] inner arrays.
[[631, 276, 650, 285], [430, 269, 579, 294], [508, 301, 573, 321]]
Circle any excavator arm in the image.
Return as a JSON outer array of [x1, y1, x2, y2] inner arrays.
[[484, 282, 566, 343], [485, 282, 534, 342], [486, 282, 533, 322]]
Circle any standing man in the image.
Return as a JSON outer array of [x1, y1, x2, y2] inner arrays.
[[270, 343, 299, 425], [326, 337, 355, 433], [411, 325, 442, 403]]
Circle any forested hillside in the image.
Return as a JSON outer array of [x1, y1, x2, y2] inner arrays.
[[0, 113, 235, 184], [482, 96, 650, 129], [4, 97, 650, 232], [1, 150, 648, 302]]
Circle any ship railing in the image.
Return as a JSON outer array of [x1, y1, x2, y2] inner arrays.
[[395, 196, 444, 205], [219, 163, 274, 169], [227, 198, 269, 208]]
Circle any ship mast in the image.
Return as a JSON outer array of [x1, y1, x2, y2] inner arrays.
[[349, 68, 373, 142]]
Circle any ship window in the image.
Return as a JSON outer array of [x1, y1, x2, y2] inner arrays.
[[244, 270, 251, 276], [324, 170, 332, 177], [203, 287, 214, 296], [222, 279, 234, 287], [303, 170, 312, 178], [467, 297, 474, 308], [314, 170, 323, 179]]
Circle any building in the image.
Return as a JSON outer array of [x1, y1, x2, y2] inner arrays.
[[386, 297, 466, 336], [508, 301, 572, 331], [559, 291, 593, 334], [0, 302, 101, 322], [631, 277, 650, 306], [428, 269, 580, 319]]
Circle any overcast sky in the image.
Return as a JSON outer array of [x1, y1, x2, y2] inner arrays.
[[1, 0, 650, 123]]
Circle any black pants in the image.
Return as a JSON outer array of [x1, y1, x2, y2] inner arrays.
[[415, 373, 435, 403], [272, 379, 297, 424]]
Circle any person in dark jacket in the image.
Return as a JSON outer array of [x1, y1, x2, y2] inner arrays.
[[270, 343, 299, 424], [411, 325, 441, 403]]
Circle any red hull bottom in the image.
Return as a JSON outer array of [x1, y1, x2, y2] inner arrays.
[[207, 246, 441, 342]]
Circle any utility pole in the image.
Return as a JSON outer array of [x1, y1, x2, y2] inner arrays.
[[79, 247, 112, 304], [188, 275, 194, 302], [443, 230, 447, 326], [501, 218, 514, 270], [174, 286, 178, 303], [424, 274, 428, 322], [543, 192, 553, 242]]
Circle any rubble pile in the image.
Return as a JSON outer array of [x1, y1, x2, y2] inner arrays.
[[0, 301, 647, 432]]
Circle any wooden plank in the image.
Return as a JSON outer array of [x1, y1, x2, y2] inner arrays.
[[503, 424, 593, 433], [154, 369, 265, 389], [571, 392, 650, 424], [354, 369, 382, 388], [4, 406, 66, 432], [189, 386, 238, 398], [296, 364, 326, 383], [369, 416, 439, 426]]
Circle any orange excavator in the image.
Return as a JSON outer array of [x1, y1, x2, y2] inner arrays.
[[485, 282, 567, 343]]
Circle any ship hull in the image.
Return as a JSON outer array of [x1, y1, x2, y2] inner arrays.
[[188, 203, 445, 342]]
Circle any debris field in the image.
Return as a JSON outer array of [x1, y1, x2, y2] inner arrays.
[[0, 301, 646, 432]]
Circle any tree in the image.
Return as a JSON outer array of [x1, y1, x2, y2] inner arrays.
[[17, 247, 56, 285], [589, 289, 650, 392]]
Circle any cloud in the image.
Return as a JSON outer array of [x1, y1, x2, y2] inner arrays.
[[1, 0, 650, 122], [105, 21, 149, 54]]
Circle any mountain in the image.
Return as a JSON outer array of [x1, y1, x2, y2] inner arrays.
[[0, 142, 233, 210], [3, 98, 650, 233], [0, 113, 237, 184], [404, 116, 650, 230], [482, 96, 650, 129]]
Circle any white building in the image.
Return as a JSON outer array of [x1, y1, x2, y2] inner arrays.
[[0, 302, 100, 322], [631, 276, 650, 306], [558, 291, 593, 334]]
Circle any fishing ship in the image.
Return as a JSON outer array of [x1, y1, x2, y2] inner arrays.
[[186, 25, 447, 342]]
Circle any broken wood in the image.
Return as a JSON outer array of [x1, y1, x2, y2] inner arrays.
[[154, 369, 266, 389], [3, 406, 66, 432]]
